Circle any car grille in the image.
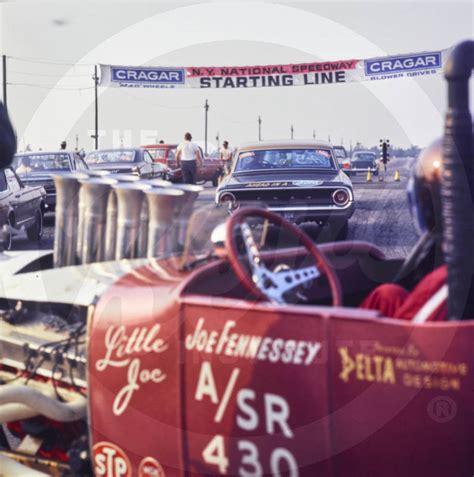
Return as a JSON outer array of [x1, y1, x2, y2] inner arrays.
[[231, 188, 337, 206]]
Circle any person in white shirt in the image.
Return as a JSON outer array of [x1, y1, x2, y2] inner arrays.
[[176, 132, 202, 184], [220, 140, 233, 175]]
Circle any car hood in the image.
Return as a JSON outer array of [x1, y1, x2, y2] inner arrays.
[[219, 170, 351, 190]]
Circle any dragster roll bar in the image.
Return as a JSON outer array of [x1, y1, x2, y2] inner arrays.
[[442, 39, 474, 320]]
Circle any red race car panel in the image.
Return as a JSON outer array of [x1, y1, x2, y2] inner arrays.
[[88, 260, 474, 477]]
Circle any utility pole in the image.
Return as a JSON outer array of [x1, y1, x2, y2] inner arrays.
[[2, 55, 7, 113], [291, 125, 294, 140], [258, 116, 262, 141], [75, 134, 79, 150], [204, 99, 209, 155], [312, 130, 316, 140], [92, 65, 99, 150], [328, 134, 331, 143], [216, 131, 220, 151]]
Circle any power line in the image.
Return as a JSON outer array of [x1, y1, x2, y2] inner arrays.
[[7, 82, 94, 91], [7, 55, 95, 67], [8, 69, 92, 78]]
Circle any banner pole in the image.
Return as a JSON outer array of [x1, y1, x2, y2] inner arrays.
[[93, 65, 99, 150], [204, 99, 209, 156]]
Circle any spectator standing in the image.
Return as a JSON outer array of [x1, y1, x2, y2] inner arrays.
[[176, 132, 202, 184], [220, 140, 233, 175], [60, 141, 67, 150]]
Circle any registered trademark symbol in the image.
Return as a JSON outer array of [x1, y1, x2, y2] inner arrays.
[[427, 396, 457, 423]]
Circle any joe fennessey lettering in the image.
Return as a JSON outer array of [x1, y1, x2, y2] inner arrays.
[[186, 318, 322, 366]]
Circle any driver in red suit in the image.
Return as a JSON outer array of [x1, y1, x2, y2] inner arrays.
[[359, 140, 448, 322]]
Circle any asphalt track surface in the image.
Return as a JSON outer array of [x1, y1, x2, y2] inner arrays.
[[10, 157, 417, 259]]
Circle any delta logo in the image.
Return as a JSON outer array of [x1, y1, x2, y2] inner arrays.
[[365, 52, 441, 76], [111, 67, 185, 84]]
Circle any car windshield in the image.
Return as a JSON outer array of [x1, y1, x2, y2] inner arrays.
[[333, 147, 346, 159], [146, 149, 166, 161], [353, 152, 376, 161], [85, 150, 136, 164], [12, 153, 71, 174], [235, 148, 335, 172]]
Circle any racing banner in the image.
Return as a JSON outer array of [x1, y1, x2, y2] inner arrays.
[[99, 48, 451, 90]]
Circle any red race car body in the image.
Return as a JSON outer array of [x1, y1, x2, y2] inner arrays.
[[86, 250, 473, 477]]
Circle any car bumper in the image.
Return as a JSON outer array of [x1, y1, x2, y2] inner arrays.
[[349, 168, 377, 175], [225, 202, 355, 224]]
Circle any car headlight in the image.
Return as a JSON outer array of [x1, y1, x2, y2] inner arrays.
[[332, 189, 350, 207]]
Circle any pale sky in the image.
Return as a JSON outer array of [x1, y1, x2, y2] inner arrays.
[[1, 1, 473, 151]]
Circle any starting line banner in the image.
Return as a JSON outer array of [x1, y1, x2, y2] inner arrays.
[[99, 48, 450, 90]]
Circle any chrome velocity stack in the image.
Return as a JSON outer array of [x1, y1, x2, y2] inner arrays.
[[145, 188, 185, 257], [52, 172, 90, 267], [78, 177, 118, 264], [171, 184, 203, 248], [109, 182, 151, 260]]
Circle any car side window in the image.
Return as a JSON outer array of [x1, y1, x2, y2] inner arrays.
[[75, 156, 87, 170], [168, 148, 176, 161], [4, 168, 20, 192], [0, 170, 7, 192], [143, 151, 154, 163]]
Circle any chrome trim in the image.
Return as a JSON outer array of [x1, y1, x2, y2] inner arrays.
[[268, 203, 353, 212], [216, 185, 353, 203]]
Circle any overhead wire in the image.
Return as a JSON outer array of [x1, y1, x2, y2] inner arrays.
[[7, 55, 95, 67]]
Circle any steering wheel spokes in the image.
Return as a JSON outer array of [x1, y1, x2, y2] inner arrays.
[[256, 264, 321, 304], [226, 207, 342, 306]]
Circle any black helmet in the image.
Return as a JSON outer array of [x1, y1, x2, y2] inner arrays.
[[407, 139, 443, 235]]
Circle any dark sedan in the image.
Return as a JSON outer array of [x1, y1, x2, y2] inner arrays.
[[216, 141, 354, 239], [12, 151, 89, 211], [349, 150, 379, 176], [85, 148, 173, 180], [0, 167, 46, 250]]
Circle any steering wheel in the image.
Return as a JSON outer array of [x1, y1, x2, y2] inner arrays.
[[225, 207, 342, 305]]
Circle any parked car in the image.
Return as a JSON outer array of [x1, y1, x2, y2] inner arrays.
[[143, 143, 223, 186], [333, 145, 350, 173], [0, 167, 46, 250], [84, 148, 173, 181], [349, 150, 378, 176], [216, 140, 354, 239], [12, 150, 89, 211]]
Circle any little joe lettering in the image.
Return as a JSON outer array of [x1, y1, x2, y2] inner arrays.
[[96, 324, 168, 416]]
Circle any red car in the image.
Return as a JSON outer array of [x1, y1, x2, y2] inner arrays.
[[0, 42, 472, 477], [143, 143, 224, 186]]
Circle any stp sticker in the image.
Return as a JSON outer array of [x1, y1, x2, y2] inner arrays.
[[93, 442, 131, 477], [138, 457, 166, 477]]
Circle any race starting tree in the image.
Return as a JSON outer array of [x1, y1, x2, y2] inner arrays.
[[380, 138, 390, 164]]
